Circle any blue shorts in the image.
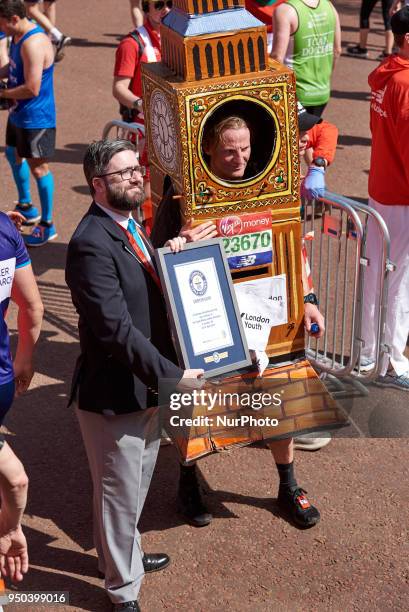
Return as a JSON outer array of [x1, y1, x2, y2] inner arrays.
[[0, 380, 15, 426], [0, 32, 6, 40]]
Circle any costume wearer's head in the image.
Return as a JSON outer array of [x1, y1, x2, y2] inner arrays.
[[84, 139, 145, 211], [391, 6, 409, 48], [202, 116, 252, 181]]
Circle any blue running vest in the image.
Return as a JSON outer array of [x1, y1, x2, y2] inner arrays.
[[8, 25, 56, 129], [0, 214, 30, 386]]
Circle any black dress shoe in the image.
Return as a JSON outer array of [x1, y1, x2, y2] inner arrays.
[[113, 601, 140, 612], [142, 552, 170, 573], [177, 463, 213, 527], [98, 553, 170, 579]]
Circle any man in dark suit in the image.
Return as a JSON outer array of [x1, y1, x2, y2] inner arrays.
[[65, 139, 203, 612]]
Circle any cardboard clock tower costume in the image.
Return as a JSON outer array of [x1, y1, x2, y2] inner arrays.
[[141, 0, 345, 461]]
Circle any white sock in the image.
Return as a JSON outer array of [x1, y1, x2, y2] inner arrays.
[[50, 27, 63, 43]]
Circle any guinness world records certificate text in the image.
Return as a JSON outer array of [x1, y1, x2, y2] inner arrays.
[[174, 258, 233, 356]]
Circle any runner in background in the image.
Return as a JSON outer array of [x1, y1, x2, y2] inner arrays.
[[0, 0, 58, 247], [361, 6, 409, 390], [347, 0, 394, 60], [24, 0, 71, 61], [298, 102, 338, 201], [113, 0, 172, 231], [0, 212, 43, 583], [271, 0, 341, 117]]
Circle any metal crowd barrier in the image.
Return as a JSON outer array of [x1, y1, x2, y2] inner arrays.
[[102, 119, 144, 143], [302, 191, 394, 393]]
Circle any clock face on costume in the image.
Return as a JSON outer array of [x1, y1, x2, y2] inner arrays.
[[150, 90, 177, 173]]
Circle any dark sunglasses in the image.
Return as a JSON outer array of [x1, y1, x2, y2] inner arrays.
[[153, 0, 172, 9]]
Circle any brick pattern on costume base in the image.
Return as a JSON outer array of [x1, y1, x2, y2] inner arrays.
[[163, 359, 347, 464]]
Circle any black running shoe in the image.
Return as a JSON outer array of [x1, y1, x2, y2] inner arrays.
[[346, 45, 368, 58], [376, 50, 391, 61], [54, 35, 72, 62], [277, 487, 320, 528]]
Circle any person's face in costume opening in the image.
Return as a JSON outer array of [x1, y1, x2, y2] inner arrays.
[[207, 126, 251, 181]]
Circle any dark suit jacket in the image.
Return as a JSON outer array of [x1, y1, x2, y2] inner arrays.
[[65, 202, 183, 414]]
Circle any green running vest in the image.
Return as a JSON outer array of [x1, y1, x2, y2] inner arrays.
[[286, 0, 335, 106]]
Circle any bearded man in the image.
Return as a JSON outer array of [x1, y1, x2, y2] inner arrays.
[[65, 139, 203, 612]]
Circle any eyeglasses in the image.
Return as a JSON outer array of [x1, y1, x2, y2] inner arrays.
[[153, 0, 172, 10], [97, 165, 146, 181]]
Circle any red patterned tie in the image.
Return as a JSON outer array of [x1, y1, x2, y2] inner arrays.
[[118, 219, 162, 290]]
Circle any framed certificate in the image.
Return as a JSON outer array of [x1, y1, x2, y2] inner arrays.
[[155, 239, 252, 377]]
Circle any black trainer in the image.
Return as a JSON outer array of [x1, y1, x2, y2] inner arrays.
[[277, 487, 320, 528], [54, 35, 72, 62], [346, 45, 368, 58], [376, 50, 391, 61], [177, 464, 213, 527]]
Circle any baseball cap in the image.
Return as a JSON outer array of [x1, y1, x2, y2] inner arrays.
[[391, 6, 409, 35], [297, 102, 322, 132]]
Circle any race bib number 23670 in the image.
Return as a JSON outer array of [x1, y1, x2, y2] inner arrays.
[[217, 212, 273, 270]]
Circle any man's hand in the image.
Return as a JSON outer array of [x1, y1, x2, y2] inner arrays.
[[13, 357, 34, 396], [176, 369, 205, 391], [179, 219, 217, 243], [0, 521, 28, 583], [301, 166, 326, 200], [304, 303, 325, 339], [165, 236, 186, 253], [6, 211, 25, 231]]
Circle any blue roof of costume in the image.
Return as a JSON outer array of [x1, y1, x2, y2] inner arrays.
[[163, 8, 264, 37]]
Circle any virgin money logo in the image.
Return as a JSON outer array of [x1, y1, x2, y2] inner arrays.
[[218, 216, 242, 236]]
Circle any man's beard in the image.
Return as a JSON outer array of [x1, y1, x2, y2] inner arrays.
[[106, 182, 145, 211]]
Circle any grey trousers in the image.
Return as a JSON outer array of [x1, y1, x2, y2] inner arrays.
[[75, 405, 161, 604]]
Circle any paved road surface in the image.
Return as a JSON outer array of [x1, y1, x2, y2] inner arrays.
[[0, 1, 407, 610]]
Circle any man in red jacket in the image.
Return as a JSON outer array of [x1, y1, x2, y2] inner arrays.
[[298, 102, 338, 200], [113, 0, 172, 229], [361, 6, 409, 389]]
